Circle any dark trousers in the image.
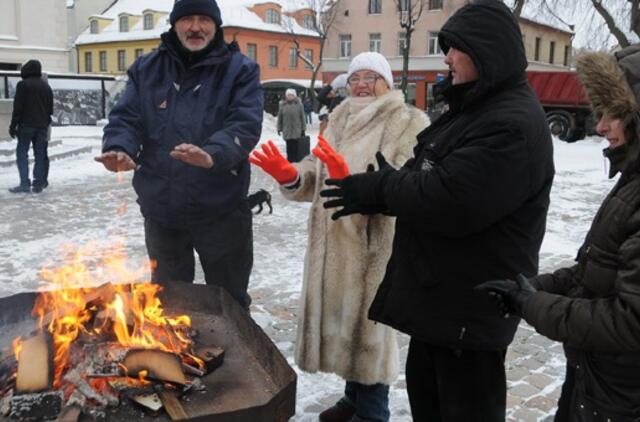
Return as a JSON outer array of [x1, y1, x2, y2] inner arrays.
[[16, 126, 48, 188], [406, 338, 507, 422], [285, 138, 300, 163], [343, 381, 390, 422], [144, 204, 253, 309], [554, 363, 575, 422]]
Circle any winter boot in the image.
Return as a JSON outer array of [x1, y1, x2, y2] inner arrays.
[[319, 399, 356, 422], [8, 185, 30, 193]]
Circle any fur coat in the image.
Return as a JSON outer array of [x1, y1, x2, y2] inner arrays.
[[281, 90, 429, 384]]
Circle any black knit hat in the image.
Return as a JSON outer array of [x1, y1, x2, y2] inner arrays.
[[170, 0, 222, 26]]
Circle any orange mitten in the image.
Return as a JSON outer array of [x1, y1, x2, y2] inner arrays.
[[249, 141, 299, 184], [312, 136, 350, 179]]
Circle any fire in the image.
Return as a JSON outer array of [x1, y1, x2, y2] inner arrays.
[[21, 243, 196, 388], [12, 337, 22, 360]]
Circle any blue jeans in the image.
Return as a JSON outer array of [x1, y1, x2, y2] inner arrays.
[[342, 381, 390, 422], [16, 126, 48, 188]]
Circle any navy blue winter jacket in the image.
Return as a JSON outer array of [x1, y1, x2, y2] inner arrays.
[[103, 33, 263, 227]]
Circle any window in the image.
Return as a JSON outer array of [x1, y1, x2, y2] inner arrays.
[[368, 0, 382, 14], [398, 32, 407, 56], [549, 41, 556, 64], [119, 16, 129, 32], [99, 51, 107, 72], [90, 20, 98, 34], [269, 45, 278, 67], [84, 52, 92, 72], [302, 14, 314, 29], [399, 0, 410, 12], [289, 47, 298, 68], [266, 9, 280, 24], [143, 13, 154, 30], [369, 33, 382, 53], [339, 34, 352, 58], [117, 49, 126, 71], [428, 0, 443, 10], [247, 43, 257, 61], [304, 49, 313, 69], [563, 45, 570, 67], [428, 31, 441, 55], [534, 37, 541, 61], [135, 48, 144, 59]]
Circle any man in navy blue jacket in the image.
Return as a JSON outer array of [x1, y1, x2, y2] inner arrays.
[[96, 0, 263, 309]]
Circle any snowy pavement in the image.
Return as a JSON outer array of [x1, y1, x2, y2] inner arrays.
[[0, 121, 614, 421]]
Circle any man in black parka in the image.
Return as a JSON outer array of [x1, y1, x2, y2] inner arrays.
[[321, 0, 555, 419], [9, 59, 53, 193]]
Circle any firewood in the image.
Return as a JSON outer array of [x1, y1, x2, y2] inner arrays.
[[158, 390, 188, 421], [194, 346, 225, 374], [122, 349, 186, 385], [9, 391, 63, 420], [130, 392, 163, 413], [15, 334, 53, 393], [0, 388, 12, 417]]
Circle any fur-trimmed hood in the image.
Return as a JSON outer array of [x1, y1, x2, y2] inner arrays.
[[576, 45, 640, 123]]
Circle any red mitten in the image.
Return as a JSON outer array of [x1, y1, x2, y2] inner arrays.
[[249, 140, 299, 184], [312, 135, 350, 179]]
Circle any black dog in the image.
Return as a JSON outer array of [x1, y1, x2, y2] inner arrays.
[[247, 189, 273, 214]]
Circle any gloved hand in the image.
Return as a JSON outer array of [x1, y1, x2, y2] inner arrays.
[[312, 135, 350, 179], [9, 125, 16, 139], [474, 274, 537, 318], [320, 160, 393, 220], [249, 140, 299, 185]]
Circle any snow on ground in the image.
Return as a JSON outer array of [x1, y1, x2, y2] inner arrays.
[[0, 120, 614, 421]]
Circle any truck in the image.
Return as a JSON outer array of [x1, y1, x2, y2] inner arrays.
[[527, 70, 594, 142]]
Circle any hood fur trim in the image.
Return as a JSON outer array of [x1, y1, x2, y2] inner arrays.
[[576, 52, 639, 122]]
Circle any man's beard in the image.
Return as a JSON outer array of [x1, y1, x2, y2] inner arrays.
[[180, 31, 212, 52]]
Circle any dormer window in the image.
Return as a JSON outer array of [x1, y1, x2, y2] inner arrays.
[[90, 19, 98, 34], [143, 13, 154, 30], [302, 15, 314, 29], [266, 8, 280, 24], [119, 16, 129, 32]]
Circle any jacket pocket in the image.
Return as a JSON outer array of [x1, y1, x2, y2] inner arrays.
[[581, 244, 619, 297]]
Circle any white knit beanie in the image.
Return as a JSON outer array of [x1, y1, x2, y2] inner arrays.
[[330, 73, 348, 90], [347, 52, 394, 89], [285, 88, 297, 97]]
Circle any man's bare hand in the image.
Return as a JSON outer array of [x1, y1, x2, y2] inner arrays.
[[94, 151, 136, 172], [169, 143, 214, 169]]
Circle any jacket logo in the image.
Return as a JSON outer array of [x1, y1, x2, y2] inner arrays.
[[157, 99, 167, 109]]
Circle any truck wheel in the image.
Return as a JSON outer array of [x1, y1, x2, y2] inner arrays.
[[546, 111, 575, 141]]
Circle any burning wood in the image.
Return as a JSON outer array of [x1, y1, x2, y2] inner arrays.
[[194, 345, 225, 374], [9, 391, 64, 420], [122, 349, 186, 385], [15, 334, 54, 393], [158, 390, 189, 421]]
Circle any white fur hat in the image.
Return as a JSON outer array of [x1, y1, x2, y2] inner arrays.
[[330, 73, 348, 90], [285, 88, 297, 97], [347, 52, 394, 89]]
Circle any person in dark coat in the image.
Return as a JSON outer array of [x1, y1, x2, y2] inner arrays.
[[277, 88, 306, 162], [477, 46, 640, 422], [320, 0, 554, 420], [317, 74, 347, 136], [95, 0, 263, 309], [303, 95, 313, 125], [9, 59, 53, 193]]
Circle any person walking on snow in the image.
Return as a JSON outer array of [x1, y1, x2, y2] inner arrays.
[[277, 88, 306, 162], [251, 52, 429, 422]]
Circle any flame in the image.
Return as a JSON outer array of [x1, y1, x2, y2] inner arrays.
[[12, 337, 22, 360], [16, 243, 195, 388]]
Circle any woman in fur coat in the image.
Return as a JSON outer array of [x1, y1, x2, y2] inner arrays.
[[250, 52, 429, 422], [477, 46, 640, 421]]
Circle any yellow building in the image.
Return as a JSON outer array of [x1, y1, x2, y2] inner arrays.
[[520, 17, 574, 68]]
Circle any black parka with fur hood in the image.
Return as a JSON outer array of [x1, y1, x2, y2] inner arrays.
[[523, 45, 640, 420], [368, 0, 554, 350]]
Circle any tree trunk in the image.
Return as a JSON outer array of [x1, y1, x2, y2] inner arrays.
[[631, 0, 640, 39], [512, 0, 526, 17], [401, 30, 412, 102], [592, 0, 631, 47]]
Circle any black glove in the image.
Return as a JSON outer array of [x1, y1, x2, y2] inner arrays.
[[320, 153, 393, 220], [474, 274, 537, 318], [9, 125, 17, 139]]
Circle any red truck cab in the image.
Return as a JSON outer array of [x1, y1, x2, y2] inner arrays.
[[527, 71, 593, 142]]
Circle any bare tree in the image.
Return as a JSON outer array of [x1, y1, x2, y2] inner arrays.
[[394, 0, 427, 102], [283, 0, 341, 102], [511, 0, 526, 17]]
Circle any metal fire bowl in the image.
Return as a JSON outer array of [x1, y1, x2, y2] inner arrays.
[[0, 283, 297, 421]]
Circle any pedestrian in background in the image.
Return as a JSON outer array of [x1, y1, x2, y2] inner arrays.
[[8, 59, 53, 194], [303, 95, 313, 125], [251, 52, 429, 422], [277, 88, 306, 162], [95, 0, 262, 309], [477, 46, 640, 422], [317, 73, 347, 136]]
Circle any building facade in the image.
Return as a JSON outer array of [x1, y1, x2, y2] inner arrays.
[[74, 0, 322, 84], [322, 0, 574, 110], [0, 0, 70, 72]]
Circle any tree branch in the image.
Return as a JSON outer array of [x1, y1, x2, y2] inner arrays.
[[591, 0, 631, 47]]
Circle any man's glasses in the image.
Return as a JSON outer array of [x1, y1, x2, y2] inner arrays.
[[347, 75, 380, 86]]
